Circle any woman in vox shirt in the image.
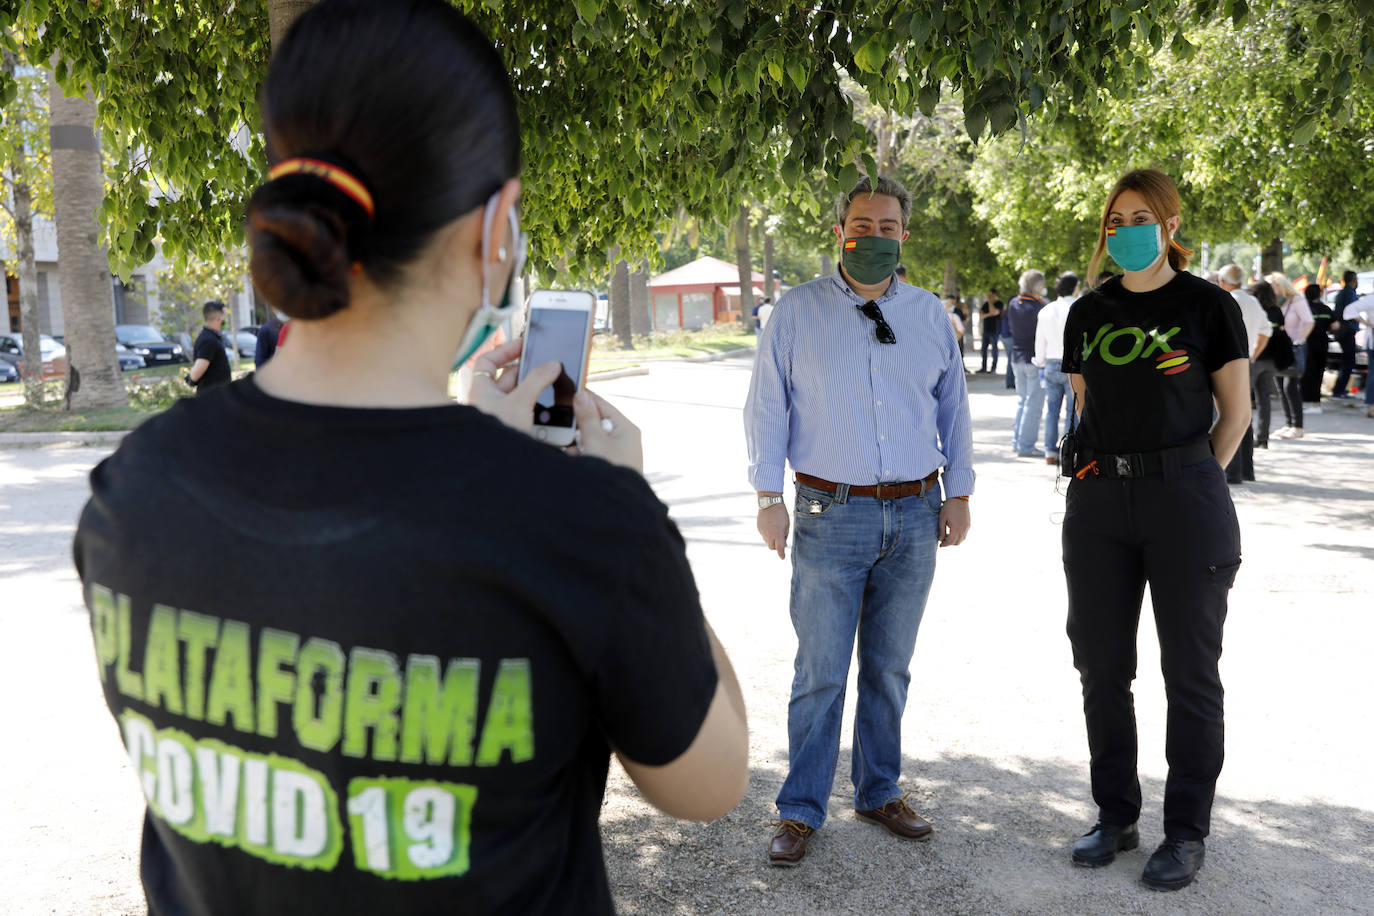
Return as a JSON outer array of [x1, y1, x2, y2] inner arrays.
[[72, 2, 747, 914], [1059, 169, 1250, 892]]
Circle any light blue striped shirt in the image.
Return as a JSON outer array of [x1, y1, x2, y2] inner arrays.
[[744, 270, 975, 497]]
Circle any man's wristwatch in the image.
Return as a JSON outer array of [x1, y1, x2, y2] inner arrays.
[[757, 495, 784, 509]]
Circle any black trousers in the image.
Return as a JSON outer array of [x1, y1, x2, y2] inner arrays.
[[1063, 459, 1241, 840], [1280, 344, 1305, 427], [1224, 425, 1253, 482], [1301, 331, 1328, 402]]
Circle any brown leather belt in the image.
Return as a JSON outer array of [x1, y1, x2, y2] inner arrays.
[[795, 470, 940, 500]]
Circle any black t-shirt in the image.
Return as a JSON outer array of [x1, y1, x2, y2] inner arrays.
[[1062, 271, 1246, 453], [193, 327, 231, 392], [73, 378, 718, 916], [981, 299, 1001, 334]]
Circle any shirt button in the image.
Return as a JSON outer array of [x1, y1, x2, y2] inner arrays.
[[880, 435, 886, 440], [876, 401, 883, 406]]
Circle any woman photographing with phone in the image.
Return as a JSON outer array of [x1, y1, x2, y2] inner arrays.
[[1060, 169, 1249, 891], [72, 2, 747, 913]]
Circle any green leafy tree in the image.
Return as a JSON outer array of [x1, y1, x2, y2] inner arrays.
[[969, 1, 1374, 278], [7, 0, 1336, 282]]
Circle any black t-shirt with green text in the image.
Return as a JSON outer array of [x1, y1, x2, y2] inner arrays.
[[73, 378, 718, 916], [1062, 271, 1247, 454]]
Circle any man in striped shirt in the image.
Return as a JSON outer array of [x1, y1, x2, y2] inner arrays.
[[744, 176, 974, 867]]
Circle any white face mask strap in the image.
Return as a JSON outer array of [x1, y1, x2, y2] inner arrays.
[[479, 191, 521, 311]]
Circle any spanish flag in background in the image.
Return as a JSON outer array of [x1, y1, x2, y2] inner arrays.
[[1316, 256, 1329, 288]]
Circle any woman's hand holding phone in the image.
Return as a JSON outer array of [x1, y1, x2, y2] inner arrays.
[[468, 339, 562, 432], [468, 339, 643, 473], [570, 389, 642, 473]]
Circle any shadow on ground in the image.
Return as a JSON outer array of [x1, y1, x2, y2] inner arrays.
[[601, 751, 1374, 915]]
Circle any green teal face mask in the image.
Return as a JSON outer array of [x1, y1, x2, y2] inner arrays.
[[841, 236, 901, 285], [1106, 223, 1164, 273]]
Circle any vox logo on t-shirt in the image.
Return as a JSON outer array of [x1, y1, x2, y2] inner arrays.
[[1081, 323, 1191, 374]]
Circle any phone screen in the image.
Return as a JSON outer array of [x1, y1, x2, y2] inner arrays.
[[523, 306, 589, 428]]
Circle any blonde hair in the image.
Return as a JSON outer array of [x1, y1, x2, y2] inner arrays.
[[1086, 168, 1194, 287], [1265, 272, 1297, 302]]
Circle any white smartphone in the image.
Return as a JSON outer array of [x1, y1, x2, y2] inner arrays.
[[517, 289, 596, 446]]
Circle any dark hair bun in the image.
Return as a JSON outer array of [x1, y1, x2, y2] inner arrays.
[[251, 0, 520, 304], [248, 199, 351, 320]]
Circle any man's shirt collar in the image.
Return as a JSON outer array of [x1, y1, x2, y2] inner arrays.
[[828, 267, 901, 304]]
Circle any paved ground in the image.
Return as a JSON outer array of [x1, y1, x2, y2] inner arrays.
[[2, 356, 1371, 914]]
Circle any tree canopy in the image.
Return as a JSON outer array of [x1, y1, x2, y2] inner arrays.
[[8, 0, 1360, 282], [967, 0, 1374, 276]]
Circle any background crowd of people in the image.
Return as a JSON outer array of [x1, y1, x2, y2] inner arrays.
[[949, 264, 1373, 478]]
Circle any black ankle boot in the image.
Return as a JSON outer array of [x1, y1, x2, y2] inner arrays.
[[1141, 837, 1205, 890], [1072, 822, 1139, 867]]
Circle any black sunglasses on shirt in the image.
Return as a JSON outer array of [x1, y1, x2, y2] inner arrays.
[[857, 300, 897, 344]]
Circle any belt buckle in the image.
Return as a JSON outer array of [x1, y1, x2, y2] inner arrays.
[[874, 483, 890, 500], [1114, 455, 1133, 478]]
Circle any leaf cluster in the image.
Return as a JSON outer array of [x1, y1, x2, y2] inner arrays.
[[3, 0, 1370, 285], [969, 0, 1374, 272]]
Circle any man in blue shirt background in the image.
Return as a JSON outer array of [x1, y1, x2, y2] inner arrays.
[[744, 175, 974, 867]]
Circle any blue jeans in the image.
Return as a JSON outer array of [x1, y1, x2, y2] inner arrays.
[[777, 483, 942, 829], [980, 332, 999, 372], [1012, 360, 1046, 453], [1042, 359, 1073, 451], [1367, 341, 1374, 406]]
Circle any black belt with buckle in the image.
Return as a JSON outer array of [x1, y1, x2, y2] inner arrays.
[[1073, 439, 1213, 479]]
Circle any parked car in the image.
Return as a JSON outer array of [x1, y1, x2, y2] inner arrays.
[[0, 331, 67, 379], [232, 327, 260, 361], [0, 358, 18, 383], [116, 343, 146, 371], [115, 324, 188, 366]]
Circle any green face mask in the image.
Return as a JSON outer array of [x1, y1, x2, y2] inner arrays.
[[841, 235, 901, 285]]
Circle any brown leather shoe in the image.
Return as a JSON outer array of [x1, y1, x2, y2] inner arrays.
[[855, 794, 933, 840], [768, 820, 813, 866]]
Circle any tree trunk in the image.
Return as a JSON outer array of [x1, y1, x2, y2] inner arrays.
[[48, 68, 126, 409], [820, 251, 833, 277], [628, 260, 650, 340], [735, 204, 754, 328], [943, 258, 958, 299], [762, 227, 776, 303], [11, 166, 43, 406], [268, 0, 318, 50], [2, 52, 44, 407], [1260, 237, 1283, 276], [609, 256, 632, 349]]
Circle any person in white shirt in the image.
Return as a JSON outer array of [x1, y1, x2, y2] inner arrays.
[[1218, 265, 1269, 482], [1033, 272, 1079, 465], [1344, 293, 1374, 418], [757, 298, 775, 331]]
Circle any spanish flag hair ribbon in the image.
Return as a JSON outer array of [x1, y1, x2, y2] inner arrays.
[[268, 157, 375, 219]]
